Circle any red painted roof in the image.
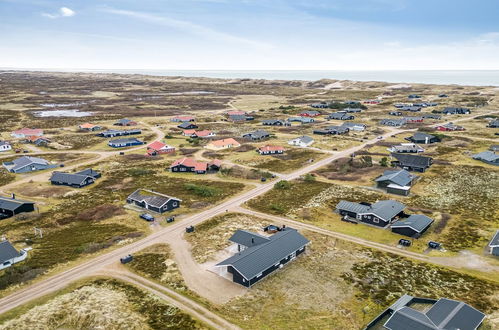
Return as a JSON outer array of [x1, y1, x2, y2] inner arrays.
[[209, 138, 240, 147], [174, 116, 195, 121], [148, 141, 166, 150], [13, 128, 43, 135], [226, 110, 246, 116], [194, 130, 213, 137]]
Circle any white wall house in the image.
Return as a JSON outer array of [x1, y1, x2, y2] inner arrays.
[[0, 240, 28, 271], [288, 136, 314, 147], [0, 141, 12, 152]]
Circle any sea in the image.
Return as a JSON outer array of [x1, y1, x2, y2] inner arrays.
[[2, 69, 499, 86]]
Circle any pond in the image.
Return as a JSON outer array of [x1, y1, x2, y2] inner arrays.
[[33, 110, 93, 117]]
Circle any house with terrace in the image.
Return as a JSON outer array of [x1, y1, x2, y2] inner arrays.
[[327, 112, 354, 120], [314, 126, 349, 135], [24, 135, 50, 147], [258, 145, 285, 155], [214, 227, 309, 287], [472, 151, 499, 166], [78, 123, 102, 131], [387, 143, 424, 154], [147, 141, 175, 156], [50, 170, 99, 188], [205, 138, 241, 150], [228, 114, 254, 122], [97, 129, 141, 138], [171, 115, 195, 122], [242, 129, 271, 141], [11, 128, 43, 139], [391, 214, 434, 238], [108, 138, 144, 148], [0, 141, 12, 153], [391, 153, 433, 172], [335, 200, 406, 227], [437, 123, 464, 131], [341, 122, 366, 131], [380, 118, 406, 127], [262, 119, 289, 126], [3, 156, 55, 173], [287, 117, 315, 123], [177, 122, 198, 130], [0, 195, 35, 220], [422, 113, 442, 120], [406, 132, 439, 144], [0, 240, 28, 271], [299, 110, 321, 117], [126, 189, 181, 213], [442, 107, 470, 115], [170, 157, 221, 174], [366, 294, 485, 330], [375, 169, 418, 196], [114, 118, 137, 126], [288, 136, 314, 147]]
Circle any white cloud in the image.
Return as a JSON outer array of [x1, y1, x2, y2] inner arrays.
[[101, 8, 271, 49], [42, 6, 75, 19]]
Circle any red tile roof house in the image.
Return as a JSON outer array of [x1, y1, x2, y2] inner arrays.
[[24, 136, 51, 146], [437, 123, 465, 131], [170, 157, 222, 174], [11, 128, 44, 139], [182, 130, 215, 138], [299, 110, 321, 117], [171, 116, 195, 122], [205, 138, 241, 150], [258, 145, 285, 155], [147, 141, 176, 156], [78, 123, 102, 131]]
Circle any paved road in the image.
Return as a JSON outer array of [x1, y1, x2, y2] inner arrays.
[[0, 111, 497, 317]]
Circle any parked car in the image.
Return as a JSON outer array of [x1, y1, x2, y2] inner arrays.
[[398, 239, 411, 247], [120, 255, 133, 264], [428, 241, 441, 249], [166, 216, 175, 223], [140, 213, 155, 222], [186, 225, 195, 233], [261, 177, 267, 182]]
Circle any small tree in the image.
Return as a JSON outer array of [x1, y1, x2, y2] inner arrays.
[[274, 180, 292, 190], [303, 173, 316, 182], [380, 157, 389, 167]]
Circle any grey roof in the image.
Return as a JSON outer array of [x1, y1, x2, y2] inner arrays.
[[410, 132, 437, 141], [425, 298, 485, 330], [228, 114, 247, 120], [336, 200, 405, 222], [0, 196, 35, 212], [443, 107, 470, 114], [328, 112, 353, 120], [242, 129, 270, 139], [216, 228, 309, 280], [325, 126, 349, 133], [422, 114, 442, 119], [375, 169, 416, 187], [0, 241, 21, 264], [380, 118, 406, 126], [127, 189, 181, 208], [473, 151, 499, 163], [50, 172, 92, 186], [391, 214, 433, 233], [385, 306, 438, 330], [0, 141, 10, 147], [489, 145, 499, 152], [389, 144, 424, 153], [116, 118, 133, 124], [301, 110, 321, 115], [229, 230, 270, 247], [3, 156, 49, 171], [489, 230, 499, 247], [178, 122, 197, 128], [293, 135, 313, 143], [262, 119, 284, 125], [75, 168, 100, 178], [391, 153, 432, 168], [341, 122, 366, 128]]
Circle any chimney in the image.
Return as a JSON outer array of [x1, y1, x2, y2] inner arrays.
[[251, 238, 255, 244], [282, 225, 286, 230], [11, 193, 15, 200]]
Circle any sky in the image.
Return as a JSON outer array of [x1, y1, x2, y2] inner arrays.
[[1, 0, 499, 70]]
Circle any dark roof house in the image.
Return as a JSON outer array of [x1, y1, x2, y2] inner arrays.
[[0, 240, 28, 271], [375, 169, 417, 196], [215, 227, 309, 287], [391, 214, 434, 237], [50, 171, 98, 188], [242, 130, 271, 141], [406, 132, 439, 144], [126, 189, 181, 213], [391, 153, 433, 172], [336, 200, 405, 227], [472, 151, 499, 166], [178, 122, 198, 130], [0, 195, 35, 219], [108, 138, 144, 148], [2, 156, 55, 174], [488, 230, 499, 256], [328, 112, 354, 120], [442, 107, 470, 115]]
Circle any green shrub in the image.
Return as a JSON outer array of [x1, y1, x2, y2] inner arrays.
[[184, 183, 220, 197], [274, 180, 292, 190]]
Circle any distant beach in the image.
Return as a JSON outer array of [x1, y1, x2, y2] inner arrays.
[[2, 69, 499, 86]]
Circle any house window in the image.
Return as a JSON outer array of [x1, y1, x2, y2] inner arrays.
[[172, 202, 178, 207], [373, 218, 379, 223], [180, 168, 186, 172], [256, 273, 263, 278]]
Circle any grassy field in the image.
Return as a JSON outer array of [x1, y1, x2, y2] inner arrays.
[[253, 148, 325, 173], [0, 278, 207, 329]]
